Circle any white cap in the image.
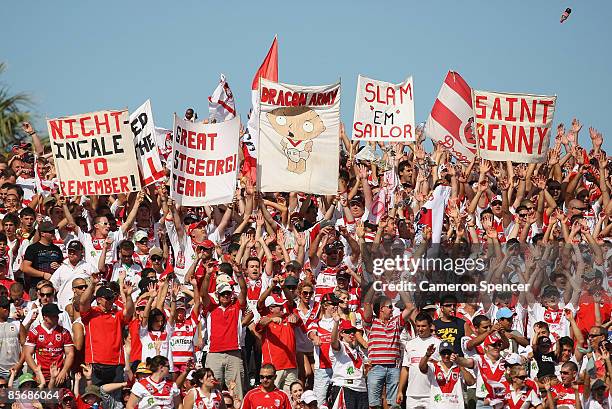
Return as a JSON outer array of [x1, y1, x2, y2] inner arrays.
[[491, 195, 503, 203], [216, 282, 232, 294], [264, 295, 284, 308], [301, 390, 317, 404], [505, 353, 522, 366], [134, 230, 148, 242]]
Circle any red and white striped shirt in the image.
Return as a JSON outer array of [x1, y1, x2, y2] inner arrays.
[[365, 314, 405, 366]]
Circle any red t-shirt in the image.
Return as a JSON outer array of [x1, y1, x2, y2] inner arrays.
[[25, 324, 73, 379], [256, 314, 299, 370], [0, 278, 16, 291], [129, 318, 142, 363], [241, 385, 291, 409], [206, 298, 242, 353], [576, 291, 612, 339], [81, 306, 128, 365]]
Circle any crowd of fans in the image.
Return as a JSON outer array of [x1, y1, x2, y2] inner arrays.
[[0, 115, 609, 409]]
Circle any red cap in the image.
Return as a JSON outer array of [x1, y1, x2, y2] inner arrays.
[[339, 319, 356, 332], [187, 220, 207, 236], [200, 239, 215, 249], [484, 333, 502, 346], [136, 298, 148, 308]]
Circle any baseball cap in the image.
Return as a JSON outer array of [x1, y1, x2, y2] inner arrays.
[[496, 307, 516, 320], [301, 390, 317, 404], [391, 238, 406, 251], [134, 231, 148, 242], [421, 303, 438, 311], [38, 221, 56, 233], [83, 385, 101, 398], [491, 195, 503, 204], [484, 333, 502, 347], [135, 362, 152, 375], [216, 282, 232, 294], [149, 247, 163, 258], [349, 194, 365, 205], [95, 286, 115, 300], [67, 241, 84, 252], [285, 260, 302, 272], [199, 240, 215, 249], [439, 341, 454, 353], [41, 303, 61, 316], [17, 373, 36, 387], [324, 241, 343, 254], [264, 295, 285, 308], [321, 293, 341, 305], [339, 319, 356, 332], [187, 220, 207, 236], [505, 353, 522, 366], [183, 213, 200, 225], [284, 275, 299, 287], [583, 269, 604, 280]]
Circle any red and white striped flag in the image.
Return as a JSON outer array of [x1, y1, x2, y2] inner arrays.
[[425, 71, 476, 164], [246, 36, 278, 161], [208, 74, 236, 122], [330, 387, 345, 409]]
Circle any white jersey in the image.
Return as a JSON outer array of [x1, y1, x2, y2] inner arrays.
[[426, 362, 464, 409], [50, 260, 97, 309], [189, 387, 223, 409], [78, 228, 124, 267], [131, 376, 180, 409], [139, 323, 174, 371], [402, 336, 441, 398], [527, 303, 572, 341], [584, 398, 612, 409], [329, 341, 367, 392]]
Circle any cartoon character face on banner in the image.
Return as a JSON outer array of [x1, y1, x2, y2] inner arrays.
[[267, 106, 325, 174]]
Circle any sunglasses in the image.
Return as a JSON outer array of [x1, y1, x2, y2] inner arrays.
[[518, 213, 528, 218], [302, 291, 314, 296], [343, 329, 357, 335], [72, 285, 88, 290], [0, 383, 7, 388], [442, 304, 456, 308], [137, 240, 148, 245], [516, 375, 528, 380], [441, 350, 453, 356], [260, 375, 275, 380], [575, 206, 587, 211], [219, 292, 232, 297], [588, 333, 605, 338], [382, 304, 393, 309], [150, 256, 163, 262], [560, 371, 573, 375], [40, 292, 54, 297]]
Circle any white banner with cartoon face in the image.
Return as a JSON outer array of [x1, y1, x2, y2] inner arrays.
[[258, 79, 340, 194]]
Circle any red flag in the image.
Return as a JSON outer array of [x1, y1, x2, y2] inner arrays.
[[251, 36, 278, 90], [244, 36, 279, 183]]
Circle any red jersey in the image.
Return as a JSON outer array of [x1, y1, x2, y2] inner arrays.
[[25, 324, 73, 378], [550, 383, 583, 408], [129, 318, 142, 363], [205, 299, 242, 353], [257, 314, 299, 370], [81, 306, 128, 365], [241, 385, 291, 409]]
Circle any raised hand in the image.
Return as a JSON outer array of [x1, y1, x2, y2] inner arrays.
[[425, 344, 436, 357], [590, 127, 603, 150], [21, 121, 35, 134], [571, 118, 582, 135]]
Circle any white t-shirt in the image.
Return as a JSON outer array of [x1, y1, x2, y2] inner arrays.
[[584, 397, 612, 409], [50, 260, 97, 309], [329, 341, 367, 392], [402, 336, 441, 398]]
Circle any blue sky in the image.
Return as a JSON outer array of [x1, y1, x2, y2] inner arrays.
[[2, 0, 611, 150]]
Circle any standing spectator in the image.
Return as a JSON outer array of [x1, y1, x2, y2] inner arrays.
[[418, 342, 475, 408], [0, 296, 25, 378], [397, 312, 441, 408], [50, 241, 97, 310], [328, 318, 368, 409], [434, 294, 471, 355], [80, 276, 134, 385], [23, 282, 72, 332], [128, 355, 181, 409], [241, 364, 291, 409], [257, 295, 300, 393], [24, 303, 74, 385], [20, 221, 63, 291], [363, 293, 412, 409], [201, 263, 247, 399]]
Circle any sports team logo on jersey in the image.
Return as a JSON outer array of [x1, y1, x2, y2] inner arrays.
[[38, 334, 45, 342], [56, 334, 62, 341], [451, 372, 459, 380], [437, 373, 445, 381], [275, 399, 281, 406]]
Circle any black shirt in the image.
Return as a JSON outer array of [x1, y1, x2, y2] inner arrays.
[[23, 241, 63, 288], [434, 316, 466, 356]]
